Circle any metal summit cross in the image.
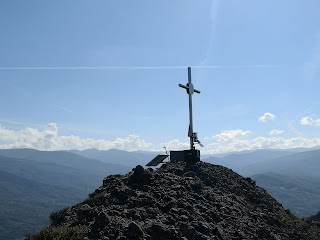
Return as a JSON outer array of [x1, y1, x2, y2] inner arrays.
[[179, 67, 204, 149], [146, 67, 203, 166]]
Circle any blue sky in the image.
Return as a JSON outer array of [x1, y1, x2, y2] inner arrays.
[[1, 0, 320, 153]]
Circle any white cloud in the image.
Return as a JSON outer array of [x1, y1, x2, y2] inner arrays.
[[162, 139, 189, 151], [204, 127, 320, 154], [0, 124, 18, 142], [112, 135, 153, 151], [300, 116, 320, 126], [201, 0, 220, 64], [0, 123, 153, 151], [300, 117, 313, 125], [206, 133, 320, 154], [3, 123, 320, 155], [269, 129, 284, 136], [215, 129, 251, 142], [259, 113, 275, 123]]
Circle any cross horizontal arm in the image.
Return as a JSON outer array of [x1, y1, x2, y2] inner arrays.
[[194, 89, 201, 94], [178, 84, 201, 94], [178, 84, 188, 89]]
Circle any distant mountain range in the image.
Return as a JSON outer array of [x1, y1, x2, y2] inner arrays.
[[252, 172, 320, 217], [0, 149, 131, 240], [69, 148, 161, 167], [1, 147, 320, 239], [205, 149, 320, 216]]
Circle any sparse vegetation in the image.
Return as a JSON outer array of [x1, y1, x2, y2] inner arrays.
[[27, 225, 88, 240], [280, 211, 305, 225], [50, 207, 70, 225]]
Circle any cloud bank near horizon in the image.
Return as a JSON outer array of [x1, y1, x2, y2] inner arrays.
[[1, 123, 320, 154], [0, 123, 153, 152], [198, 129, 319, 154]]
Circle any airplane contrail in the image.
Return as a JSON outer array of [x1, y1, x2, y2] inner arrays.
[[0, 65, 277, 70], [0, 119, 42, 128]]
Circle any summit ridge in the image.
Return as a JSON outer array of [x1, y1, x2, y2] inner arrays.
[[33, 162, 320, 240]]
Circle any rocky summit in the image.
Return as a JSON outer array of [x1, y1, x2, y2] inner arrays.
[[35, 162, 320, 240]]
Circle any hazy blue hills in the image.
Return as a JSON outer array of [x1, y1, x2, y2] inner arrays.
[[205, 149, 320, 216], [0, 169, 81, 239], [70, 148, 160, 167], [242, 150, 320, 179], [204, 149, 296, 174], [253, 172, 320, 217], [0, 148, 128, 176], [0, 149, 130, 240]]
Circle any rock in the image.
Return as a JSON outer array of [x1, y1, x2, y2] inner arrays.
[[77, 204, 94, 223], [33, 162, 320, 240], [125, 221, 144, 238], [133, 212, 141, 220], [180, 223, 195, 238], [96, 211, 111, 224], [133, 165, 145, 175]]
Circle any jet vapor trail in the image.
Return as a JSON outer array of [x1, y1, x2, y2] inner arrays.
[[0, 65, 277, 70]]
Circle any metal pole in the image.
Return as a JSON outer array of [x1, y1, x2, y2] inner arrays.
[[188, 67, 194, 149]]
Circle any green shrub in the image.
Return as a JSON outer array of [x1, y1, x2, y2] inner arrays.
[[31, 225, 88, 240], [49, 207, 69, 225], [280, 212, 305, 225]]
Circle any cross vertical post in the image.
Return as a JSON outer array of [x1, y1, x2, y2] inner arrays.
[[179, 67, 202, 150], [188, 67, 194, 149]]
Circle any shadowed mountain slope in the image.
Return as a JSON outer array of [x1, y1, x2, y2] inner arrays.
[[0, 150, 130, 240], [32, 162, 320, 240], [252, 172, 320, 217], [205, 149, 320, 217], [205, 149, 320, 179], [310, 211, 320, 221], [0, 170, 82, 239]]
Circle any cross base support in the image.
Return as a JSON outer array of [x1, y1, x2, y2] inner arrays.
[[170, 149, 200, 164]]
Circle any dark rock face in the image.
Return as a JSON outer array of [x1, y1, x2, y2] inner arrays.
[[310, 211, 320, 221], [49, 162, 320, 240]]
